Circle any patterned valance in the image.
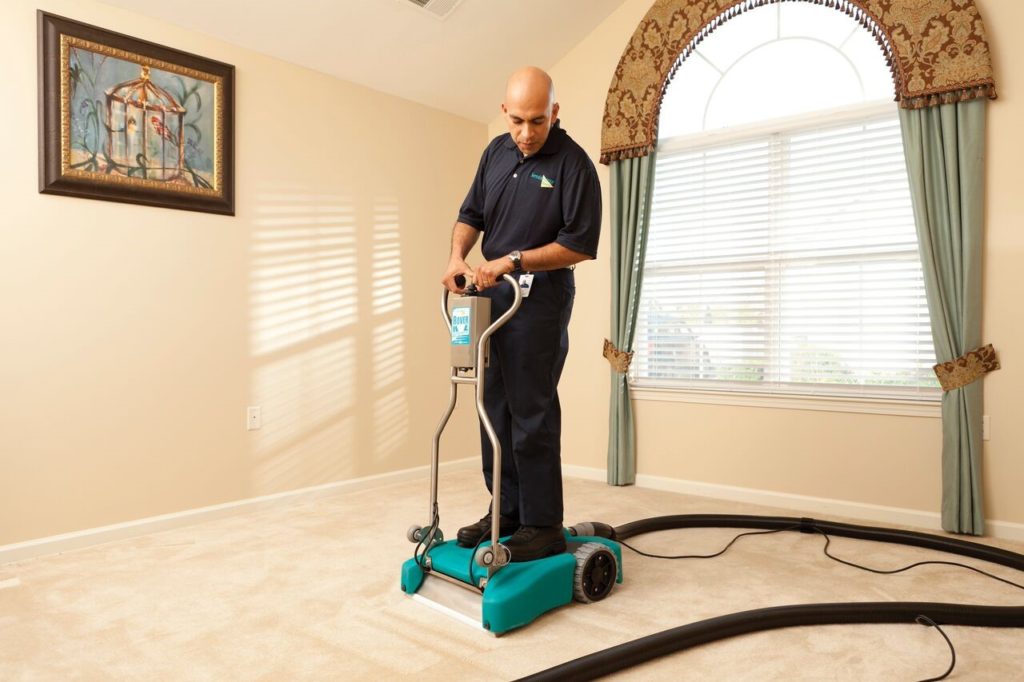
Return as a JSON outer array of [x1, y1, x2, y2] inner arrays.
[[601, 0, 998, 164]]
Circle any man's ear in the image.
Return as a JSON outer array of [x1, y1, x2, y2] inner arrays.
[[551, 102, 560, 121]]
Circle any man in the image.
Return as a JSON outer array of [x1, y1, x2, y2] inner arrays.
[[440, 66, 602, 562]]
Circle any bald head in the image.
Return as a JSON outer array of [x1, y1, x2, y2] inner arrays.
[[505, 66, 556, 109], [502, 66, 559, 158]]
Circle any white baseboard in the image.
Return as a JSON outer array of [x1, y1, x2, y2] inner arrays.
[[563, 464, 1024, 544], [563, 464, 608, 482], [0, 458, 477, 565], [7, 460, 1021, 565]]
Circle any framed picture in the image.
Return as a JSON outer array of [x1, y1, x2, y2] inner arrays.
[[38, 11, 235, 215]]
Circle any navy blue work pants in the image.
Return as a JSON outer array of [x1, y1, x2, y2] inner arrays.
[[479, 269, 575, 528]]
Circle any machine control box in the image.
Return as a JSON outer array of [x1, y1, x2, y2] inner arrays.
[[449, 296, 491, 369]]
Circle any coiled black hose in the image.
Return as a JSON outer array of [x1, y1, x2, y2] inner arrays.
[[518, 515, 1024, 681]]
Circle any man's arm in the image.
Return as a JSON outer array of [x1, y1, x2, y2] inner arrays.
[[471, 242, 592, 290], [441, 222, 481, 292], [520, 242, 592, 271]]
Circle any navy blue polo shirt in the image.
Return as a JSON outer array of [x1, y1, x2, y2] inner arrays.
[[457, 122, 602, 262]]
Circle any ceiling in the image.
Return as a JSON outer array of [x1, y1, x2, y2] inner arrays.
[[97, 0, 628, 123]]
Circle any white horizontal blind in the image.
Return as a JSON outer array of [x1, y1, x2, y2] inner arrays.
[[633, 110, 940, 400]]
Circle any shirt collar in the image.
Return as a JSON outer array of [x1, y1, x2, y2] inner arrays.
[[504, 120, 564, 158]]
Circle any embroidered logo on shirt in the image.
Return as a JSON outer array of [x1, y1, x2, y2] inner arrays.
[[530, 172, 555, 189]]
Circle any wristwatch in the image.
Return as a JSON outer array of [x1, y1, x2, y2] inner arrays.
[[508, 250, 523, 272]]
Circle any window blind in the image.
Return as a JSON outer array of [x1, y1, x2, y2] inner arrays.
[[633, 111, 940, 400]]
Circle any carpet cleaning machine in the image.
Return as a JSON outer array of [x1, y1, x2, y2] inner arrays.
[[399, 279, 1024, 678], [401, 274, 623, 635]]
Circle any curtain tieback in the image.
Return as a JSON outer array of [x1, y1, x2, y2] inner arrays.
[[603, 339, 634, 374], [933, 344, 1000, 391]]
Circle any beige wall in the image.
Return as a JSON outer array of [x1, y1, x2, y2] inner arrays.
[[509, 0, 1023, 527], [0, 0, 485, 545], [4, 0, 1019, 548]]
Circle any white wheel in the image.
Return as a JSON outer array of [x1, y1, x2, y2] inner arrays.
[[474, 545, 495, 567], [407, 525, 422, 543], [474, 542, 510, 568]]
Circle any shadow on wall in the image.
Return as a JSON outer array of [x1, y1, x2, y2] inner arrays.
[[247, 192, 408, 495]]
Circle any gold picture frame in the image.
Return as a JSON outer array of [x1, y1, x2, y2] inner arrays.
[[38, 11, 235, 215]]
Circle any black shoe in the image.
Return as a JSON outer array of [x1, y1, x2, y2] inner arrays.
[[456, 511, 519, 548], [505, 525, 567, 562]]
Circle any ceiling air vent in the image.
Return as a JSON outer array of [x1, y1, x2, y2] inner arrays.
[[404, 0, 464, 20]]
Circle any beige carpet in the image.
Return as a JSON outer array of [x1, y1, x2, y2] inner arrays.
[[2, 470, 1022, 680]]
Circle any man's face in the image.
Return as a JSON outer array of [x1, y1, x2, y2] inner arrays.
[[502, 100, 559, 158]]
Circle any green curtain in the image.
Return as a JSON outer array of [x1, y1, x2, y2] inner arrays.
[[607, 152, 658, 486], [899, 99, 986, 535]]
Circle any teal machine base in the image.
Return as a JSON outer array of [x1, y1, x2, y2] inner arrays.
[[401, 533, 623, 635]]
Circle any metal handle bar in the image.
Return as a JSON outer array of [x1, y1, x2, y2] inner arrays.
[[431, 274, 523, 578]]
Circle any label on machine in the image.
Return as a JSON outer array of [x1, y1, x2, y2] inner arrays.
[[451, 307, 472, 346], [448, 296, 491, 369]]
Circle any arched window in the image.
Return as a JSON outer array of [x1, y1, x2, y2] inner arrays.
[[633, 2, 939, 401]]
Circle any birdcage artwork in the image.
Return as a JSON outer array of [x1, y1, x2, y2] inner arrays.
[[105, 65, 186, 182], [40, 13, 234, 214]]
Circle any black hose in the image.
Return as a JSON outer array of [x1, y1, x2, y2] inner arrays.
[[518, 514, 1024, 681], [614, 515, 1024, 571], [517, 602, 1024, 682]]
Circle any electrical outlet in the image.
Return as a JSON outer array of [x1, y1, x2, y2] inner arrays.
[[982, 415, 990, 441], [247, 406, 262, 431]]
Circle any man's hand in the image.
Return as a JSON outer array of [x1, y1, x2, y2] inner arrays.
[[441, 257, 474, 293], [473, 256, 515, 291]]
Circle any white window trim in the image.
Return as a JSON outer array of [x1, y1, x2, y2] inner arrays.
[[630, 384, 940, 418]]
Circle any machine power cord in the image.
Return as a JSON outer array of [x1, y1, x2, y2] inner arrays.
[[618, 526, 1024, 592], [915, 615, 956, 682], [812, 528, 1024, 592], [617, 524, 1022, 681], [618, 525, 800, 560], [412, 502, 441, 570], [516, 514, 1024, 681]]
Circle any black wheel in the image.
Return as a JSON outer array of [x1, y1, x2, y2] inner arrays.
[[573, 542, 617, 603]]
